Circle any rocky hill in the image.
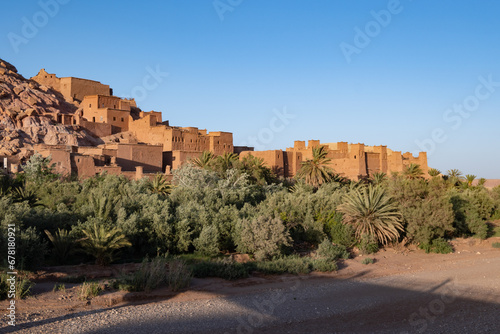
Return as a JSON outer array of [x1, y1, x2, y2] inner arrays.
[[0, 59, 101, 160]]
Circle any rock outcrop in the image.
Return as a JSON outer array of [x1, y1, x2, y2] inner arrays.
[[0, 59, 101, 158]]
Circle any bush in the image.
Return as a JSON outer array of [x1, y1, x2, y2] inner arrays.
[[53, 283, 66, 292], [0, 273, 34, 300], [249, 256, 312, 275], [192, 258, 249, 280], [492, 242, 500, 248], [235, 216, 291, 261], [78, 281, 103, 300], [17, 227, 48, 270], [362, 257, 374, 265], [118, 257, 192, 292], [316, 239, 349, 260], [358, 234, 379, 254], [310, 258, 338, 272], [324, 215, 356, 248], [419, 238, 453, 254], [166, 259, 192, 291], [388, 177, 455, 245], [193, 225, 220, 257]]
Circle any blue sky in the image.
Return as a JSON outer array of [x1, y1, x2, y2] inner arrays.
[[1, 0, 499, 178]]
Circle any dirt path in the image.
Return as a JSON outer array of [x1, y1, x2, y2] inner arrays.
[[2, 238, 500, 333]]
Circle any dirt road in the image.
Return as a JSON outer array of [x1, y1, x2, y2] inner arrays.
[[3, 239, 500, 333]]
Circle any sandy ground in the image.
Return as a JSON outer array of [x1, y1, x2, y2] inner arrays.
[[1, 237, 500, 333]]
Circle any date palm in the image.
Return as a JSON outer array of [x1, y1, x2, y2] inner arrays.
[[428, 168, 441, 177], [296, 145, 333, 188], [403, 163, 424, 180], [338, 185, 403, 245], [148, 174, 172, 196], [78, 222, 131, 266], [446, 169, 463, 179], [192, 151, 215, 169], [465, 174, 476, 187], [214, 152, 239, 175], [371, 172, 387, 185], [45, 229, 73, 263]]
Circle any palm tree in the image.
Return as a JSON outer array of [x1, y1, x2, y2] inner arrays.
[[240, 154, 273, 185], [446, 169, 463, 179], [78, 222, 131, 266], [446, 169, 464, 186], [214, 152, 239, 175], [465, 174, 476, 187], [45, 229, 73, 263], [338, 185, 404, 245], [403, 163, 424, 179], [296, 145, 333, 188], [371, 172, 387, 185], [478, 178, 487, 187], [148, 174, 172, 196], [428, 168, 441, 177], [191, 151, 215, 169]]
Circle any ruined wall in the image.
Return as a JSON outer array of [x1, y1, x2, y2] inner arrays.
[[60, 77, 110, 102], [31, 69, 111, 102], [38, 148, 72, 176], [70, 154, 96, 179]]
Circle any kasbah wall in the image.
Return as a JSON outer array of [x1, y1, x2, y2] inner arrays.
[[241, 140, 428, 180], [23, 69, 428, 181]]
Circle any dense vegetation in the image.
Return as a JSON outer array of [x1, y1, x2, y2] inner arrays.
[[0, 151, 499, 277]]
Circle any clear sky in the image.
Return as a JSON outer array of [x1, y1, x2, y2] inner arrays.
[[1, 0, 499, 178]]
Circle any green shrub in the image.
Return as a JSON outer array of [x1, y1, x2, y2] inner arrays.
[[310, 258, 338, 272], [78, 281, 102, 300], [235, 216, 291, 261], [325, 217, 356, 248], [388, 177, 455, 245], [249, 256, 312, 275], [192, 258, 249, 280], [316, 239, 349, 260], [358, 234, 379, 254], [419, 238, 453, 254], [0, 273, 34, 300], [118, 257, 192, 292], [492, 242, 500, 248], [53, 283, 66, 292], [362, 257, 374, 265], [17, 227, 48, 270], [193, 225, 220, 257], [166, 259, 192, 291]]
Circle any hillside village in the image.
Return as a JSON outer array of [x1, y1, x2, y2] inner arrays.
[[0, 59, 429, 180]]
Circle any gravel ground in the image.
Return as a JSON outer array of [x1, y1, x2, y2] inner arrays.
[[5, 253, 500, 334]]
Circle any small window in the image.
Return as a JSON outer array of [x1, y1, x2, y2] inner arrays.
[[121, 118, 124, 122], [92, 117, 96, 122], [89, 104, 91, 108], [354, 155, 357, 159], [113, 117, 116, 121], [77, 158, 80, 163]]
